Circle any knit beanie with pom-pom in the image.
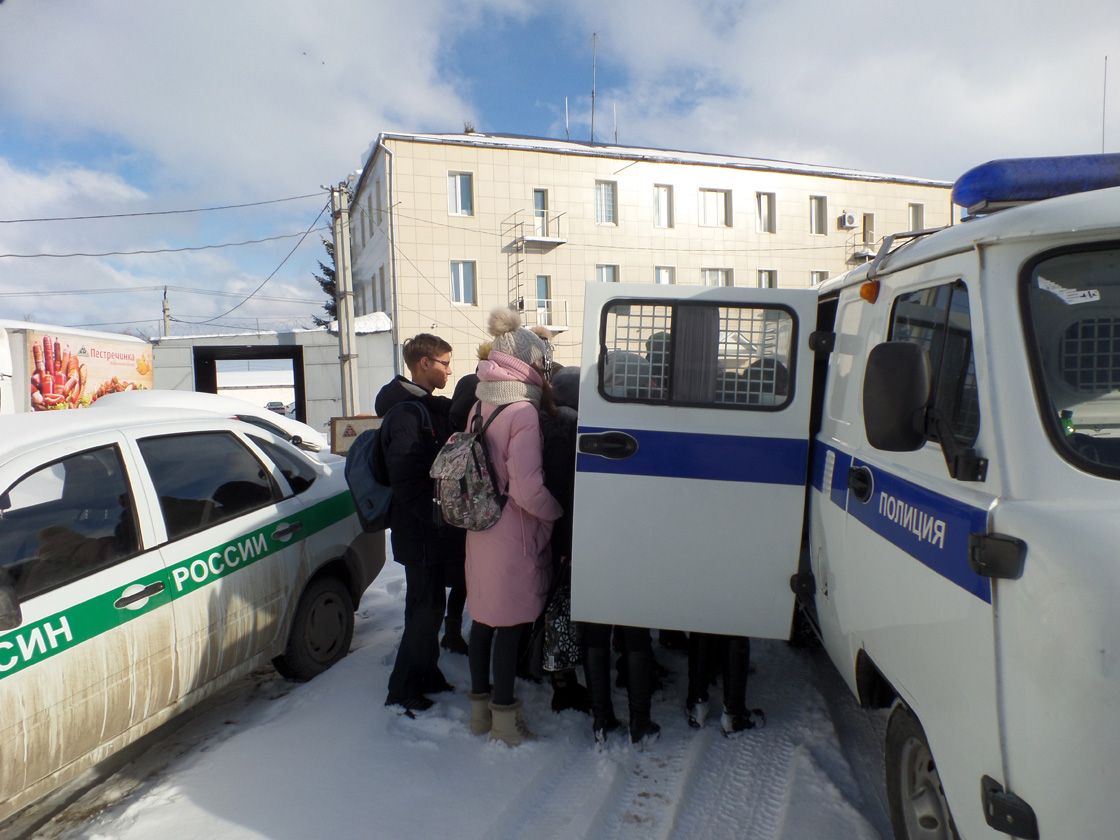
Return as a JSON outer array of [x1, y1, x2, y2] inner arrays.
[[476, 308, 550, 406], [488, 307, 549, 368]]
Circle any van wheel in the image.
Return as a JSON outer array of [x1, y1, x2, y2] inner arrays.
[[886, 705, 959, 840], [274, 576, 354, 681]]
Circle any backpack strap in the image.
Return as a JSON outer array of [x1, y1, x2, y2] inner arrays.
[[471, 402, 512, 504]]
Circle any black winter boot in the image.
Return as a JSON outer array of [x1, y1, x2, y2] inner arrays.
[[550, 669, 591, 714], [626, 648, 661, 747], [440, 614, 468, 655], [584, 647, 620, 743]]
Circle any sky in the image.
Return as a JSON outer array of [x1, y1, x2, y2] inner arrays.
[[0, 0, 1117, 337]]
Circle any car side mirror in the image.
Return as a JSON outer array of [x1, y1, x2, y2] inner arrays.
[[863, 341, 930, 451], [0, 585, 22, 632]]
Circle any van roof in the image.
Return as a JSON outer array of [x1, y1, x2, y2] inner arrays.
[[819, 183, 1120, 295]]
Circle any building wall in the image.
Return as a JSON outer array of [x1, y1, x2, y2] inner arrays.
[[351, 135, 953, 380], [153, 329, 395, 433]]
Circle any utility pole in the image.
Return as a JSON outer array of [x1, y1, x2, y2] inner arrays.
[[162, 287, 170, 337], [330, 183, 361, 416], [590, 32, 598, 144]]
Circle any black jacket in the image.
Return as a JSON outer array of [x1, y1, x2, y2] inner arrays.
[[374, 376, 464, 565], [448, 373, 480, 433], [540, 405, 577, 562]]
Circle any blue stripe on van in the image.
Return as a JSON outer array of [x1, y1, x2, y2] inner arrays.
[[576, 427, 809, 485], [812, 442, 992, 603]]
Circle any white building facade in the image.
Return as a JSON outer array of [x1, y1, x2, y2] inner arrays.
[[349, 132, 952, 376]]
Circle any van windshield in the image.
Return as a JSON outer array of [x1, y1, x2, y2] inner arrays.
[[1023, 245, 1120, 476]]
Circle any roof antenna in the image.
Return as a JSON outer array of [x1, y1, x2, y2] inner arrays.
[[565, 96, 570, 140], [590, 32, 598, 144], [613, 102, 618, 145]]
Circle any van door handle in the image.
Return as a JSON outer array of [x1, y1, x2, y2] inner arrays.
[[114, 581, 165, 609], [848, 466, 874, 503], [579, 431, 639, 460]]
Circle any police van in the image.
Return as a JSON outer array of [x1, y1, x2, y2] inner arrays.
[[0, 406, 383, 823], [571, 154, 1120, 839]]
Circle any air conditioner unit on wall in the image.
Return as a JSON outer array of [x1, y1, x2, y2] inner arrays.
[[838, 211, 858, 230]]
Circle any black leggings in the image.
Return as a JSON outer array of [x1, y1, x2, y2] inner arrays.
[[469, 621, 528, 706]]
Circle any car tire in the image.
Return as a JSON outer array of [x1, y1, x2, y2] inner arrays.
[[886, 704, 960, 840], [274, 575, 354, 681]]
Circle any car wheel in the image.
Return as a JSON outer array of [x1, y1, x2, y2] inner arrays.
[[274, 575, 354, 681], [886, 704, 959, 840]]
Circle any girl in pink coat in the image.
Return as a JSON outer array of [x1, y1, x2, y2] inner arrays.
[[466, 308, 562, 746]]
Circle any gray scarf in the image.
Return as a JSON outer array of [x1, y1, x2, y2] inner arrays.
[[475, 378, 541, 406]]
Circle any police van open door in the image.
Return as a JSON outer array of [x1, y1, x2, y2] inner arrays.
[[571, 283, 817, 637]]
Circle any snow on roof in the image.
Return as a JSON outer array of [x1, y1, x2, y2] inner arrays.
[[361, 131, 951, 189], [0, 319, 150, 344], [153, 312, 392, 343]]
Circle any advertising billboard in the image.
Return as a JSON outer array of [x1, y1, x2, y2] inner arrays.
[[27, 331, 152, 411]]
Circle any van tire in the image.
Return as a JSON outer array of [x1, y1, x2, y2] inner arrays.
[[274, 575, 355, 681], [886, 705, 959, 840]]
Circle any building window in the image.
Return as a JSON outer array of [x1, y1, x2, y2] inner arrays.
[[862, 212, 875, 245], [533, 189, 549, 236], [909, 203, 925, 231], [597, 264, 619, 283], [374, 265, 386, 313], [756, 192, 776, 233], [450, 261, 476, 304], [655, 266, 675, 285], [654, 184, 674, 228], [757, 270, 777, 289], [701, 268, 732, 287], [366, 194, 374, 239], [596, 180, 617, 224], [700, 189, 732, 227], [536, 275, 551, 323], [448, 172, 473, 216], [375, 179, 383, 226], [810, 195, 827, 235], [810, 270, 830, 286]]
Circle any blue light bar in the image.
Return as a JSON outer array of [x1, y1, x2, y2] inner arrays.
[[952, 153, 1120, 212]]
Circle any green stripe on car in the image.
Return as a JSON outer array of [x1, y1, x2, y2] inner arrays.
[[0, 491, 357, 681]]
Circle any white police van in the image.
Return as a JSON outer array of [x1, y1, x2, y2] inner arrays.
[[572, 154, 1120, 839], [0, 406, 382, 823]]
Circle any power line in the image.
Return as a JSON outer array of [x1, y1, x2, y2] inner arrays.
[[0, 191, 325, 224], [175, 202, 330, 325], [0, 285, 320, 304], [0, 227, 330, 259]]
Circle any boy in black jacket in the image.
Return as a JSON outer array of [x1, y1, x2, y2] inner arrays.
[[377, 334, 465, 712]]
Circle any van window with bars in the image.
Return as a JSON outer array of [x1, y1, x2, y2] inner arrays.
[[1024, 245, 1120, 475], [888, 281, 980, 445], [599, 301, 795, 408]]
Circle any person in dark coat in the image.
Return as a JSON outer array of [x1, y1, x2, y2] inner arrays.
[[377, 333, 465, 713]]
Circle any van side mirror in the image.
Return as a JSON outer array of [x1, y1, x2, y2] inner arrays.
[[863, 342, 930, 451], [0, 584, 21, 632]]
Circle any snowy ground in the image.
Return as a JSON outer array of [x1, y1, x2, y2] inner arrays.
[[37, 561, 893, 840]]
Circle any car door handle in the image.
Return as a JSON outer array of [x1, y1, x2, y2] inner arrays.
[[578, 431, 638, 460], [272, 522, 304, 540], [114, 581, 165, 609], [848, 466, 874, 504]]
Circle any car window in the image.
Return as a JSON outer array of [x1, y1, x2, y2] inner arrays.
[[0, 445, 141, 600], [599, 300, 795, 409], [889, 280, 980, 445], [249, 435, 317, 495], [137, 431, 281, 541]]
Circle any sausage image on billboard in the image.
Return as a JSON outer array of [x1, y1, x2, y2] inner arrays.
[[27, 332, 152, 411]]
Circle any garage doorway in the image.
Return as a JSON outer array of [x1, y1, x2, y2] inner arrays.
[[192, 346, 307, 423]]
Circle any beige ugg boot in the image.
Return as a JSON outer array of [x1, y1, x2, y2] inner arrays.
[[468, 692, 492, 736], [488, 699, 535, 747]]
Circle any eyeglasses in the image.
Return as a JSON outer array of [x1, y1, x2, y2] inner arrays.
[[428, 357, 451, 369]]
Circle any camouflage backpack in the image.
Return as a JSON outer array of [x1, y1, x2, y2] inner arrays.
[[430, 402, 510, 531]]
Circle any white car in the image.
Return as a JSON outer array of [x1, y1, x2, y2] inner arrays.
[[91, 389, 329, 452], [0, 406, 384, 822]]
